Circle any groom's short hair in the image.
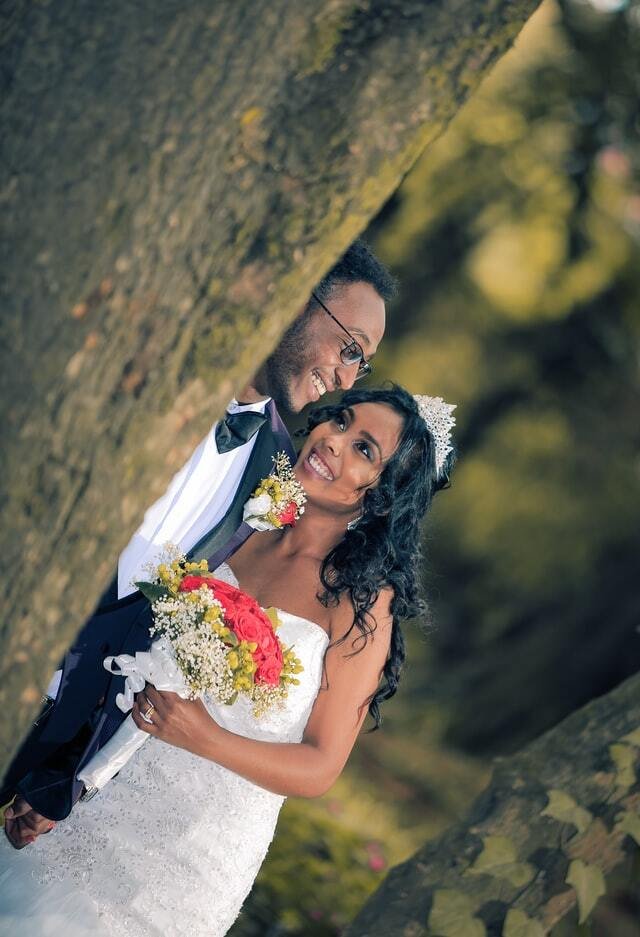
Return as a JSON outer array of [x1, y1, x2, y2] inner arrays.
[[308, 239, 397, 311]]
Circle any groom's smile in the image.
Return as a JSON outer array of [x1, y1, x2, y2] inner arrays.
[[258, 280, 386, 415], [311, 370, 330, 398], [295, 281, 385, 412]]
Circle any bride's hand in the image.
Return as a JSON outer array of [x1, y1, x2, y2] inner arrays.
[[132, 684, 220, 756]]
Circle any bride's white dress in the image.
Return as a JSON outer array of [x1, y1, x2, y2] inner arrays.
[[0, 564, 329, 937]]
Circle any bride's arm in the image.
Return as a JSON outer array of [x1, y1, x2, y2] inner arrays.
[[132, 590, 394, 798]]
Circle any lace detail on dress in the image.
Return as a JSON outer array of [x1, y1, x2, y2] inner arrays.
[[0, 563, 329, 937]]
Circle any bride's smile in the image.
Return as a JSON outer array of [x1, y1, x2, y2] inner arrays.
[[304, 447, 335, 480], [296, 401, 404, 516]]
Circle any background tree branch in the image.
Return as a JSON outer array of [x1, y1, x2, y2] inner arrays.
[[0, 0, 541, 776], [345, 672, 640, 935]]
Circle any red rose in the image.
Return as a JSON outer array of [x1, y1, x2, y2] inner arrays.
[[256, 627, 281, 659], [178, 576, 282, 669], [278, 501, 298, 527], [233, 608, 268, 647], [237, 608, 282, 663], [226, 594, 262, 627], [256, 655, 283, 686], [208, 578, 245, 606], [179, 575, 216, 593]]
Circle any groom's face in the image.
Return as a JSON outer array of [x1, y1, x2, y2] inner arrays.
[[261, 281, 386, 414]]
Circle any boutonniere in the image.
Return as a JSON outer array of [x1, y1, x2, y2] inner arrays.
[[243, 452, 306, 531]]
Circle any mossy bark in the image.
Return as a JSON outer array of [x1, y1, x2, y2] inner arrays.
[[346, 672, 640, 936], [0, 0, 540, 777]]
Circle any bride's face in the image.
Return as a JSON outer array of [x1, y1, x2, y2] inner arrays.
[[296, 401, 404, 514]]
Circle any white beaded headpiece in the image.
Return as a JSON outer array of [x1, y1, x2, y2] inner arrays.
[[413, 395, 456, 478]]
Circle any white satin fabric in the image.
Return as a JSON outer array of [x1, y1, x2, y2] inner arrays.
[[0, 564, 329, 937]]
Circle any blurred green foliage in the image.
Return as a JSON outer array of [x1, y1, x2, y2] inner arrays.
[[232, 805, 378, 936], [230, 781, 405, 937], [231, 1, 640, 933], [369, 0, 640, 757]]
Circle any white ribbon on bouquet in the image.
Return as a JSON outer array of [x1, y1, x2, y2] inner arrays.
[[77, 638, 189, 792]]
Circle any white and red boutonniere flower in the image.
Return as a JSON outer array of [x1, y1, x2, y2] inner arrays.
[[243, 452, 306, 531]]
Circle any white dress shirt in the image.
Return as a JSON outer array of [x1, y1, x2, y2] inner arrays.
[[117, 397, 270, 598], [45, 398, 271, 699]]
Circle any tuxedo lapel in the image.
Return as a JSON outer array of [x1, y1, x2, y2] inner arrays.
[[205, 401, 297, 569], [268, 398, 296, 462], [97, 404, 293, 757], [98, 402, 293, 610], [188, 400, 294, 563]]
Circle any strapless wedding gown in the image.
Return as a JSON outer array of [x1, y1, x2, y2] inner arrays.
[[0, 564, 329, 937]]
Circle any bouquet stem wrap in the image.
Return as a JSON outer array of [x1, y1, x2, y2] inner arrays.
[[77, 638, 189, 792]]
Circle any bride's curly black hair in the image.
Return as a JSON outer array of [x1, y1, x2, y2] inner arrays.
[[304, 384, 454, 728]]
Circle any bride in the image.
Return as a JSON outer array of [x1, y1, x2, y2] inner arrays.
[[0, 384, 454, 937]]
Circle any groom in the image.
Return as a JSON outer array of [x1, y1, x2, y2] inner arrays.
[[3, 239, 395, 847]]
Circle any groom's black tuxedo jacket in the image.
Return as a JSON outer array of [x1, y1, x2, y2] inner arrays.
[[1, 400, 295, 820]]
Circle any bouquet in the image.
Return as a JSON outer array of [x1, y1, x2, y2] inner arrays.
[[78, 546, 303, 793], [242, 452, 306, 530]]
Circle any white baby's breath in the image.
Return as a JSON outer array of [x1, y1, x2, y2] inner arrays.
[[138, 544, 303, 718], [148, 586, 234, 701]]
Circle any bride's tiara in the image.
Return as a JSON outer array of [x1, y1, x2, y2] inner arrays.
[[413, 395, 456, 478]]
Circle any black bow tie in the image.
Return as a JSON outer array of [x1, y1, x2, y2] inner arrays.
[[215, 410, 268, 453]]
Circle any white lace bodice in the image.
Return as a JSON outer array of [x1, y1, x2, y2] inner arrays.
[[202, 563, 329, 744], [0, 563, 329, 937]]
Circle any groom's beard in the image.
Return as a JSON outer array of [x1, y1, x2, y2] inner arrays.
[[259, 312, 315, 415]]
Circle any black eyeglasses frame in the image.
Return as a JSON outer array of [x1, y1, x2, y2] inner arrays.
[[311, 292, 372, 380]]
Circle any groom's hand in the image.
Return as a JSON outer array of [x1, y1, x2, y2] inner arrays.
[[4, 796, 56, 849]]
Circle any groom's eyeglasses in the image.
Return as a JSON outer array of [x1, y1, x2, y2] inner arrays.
[[311, 292, 372, 380]]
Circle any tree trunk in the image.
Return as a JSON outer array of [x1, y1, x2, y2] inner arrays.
[[346, 672, 640, 936], [0, 0, 540, 777]]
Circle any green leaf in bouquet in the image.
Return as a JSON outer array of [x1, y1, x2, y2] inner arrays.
[[225, 630, 239, 647], [225, 691, 238, 706], [135, 581, 169, 603], [265, 606, 281, 630]]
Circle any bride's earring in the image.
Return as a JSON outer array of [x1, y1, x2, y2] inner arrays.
[[346, 515, 362, 531]]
